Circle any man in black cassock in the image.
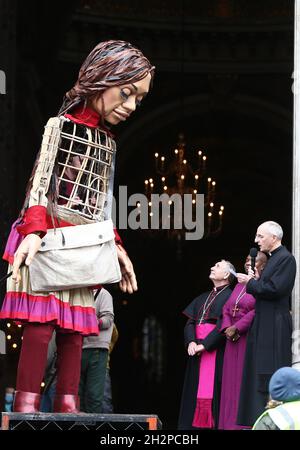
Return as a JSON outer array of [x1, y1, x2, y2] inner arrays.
[[236, 221, 296, 427], [178, 259, 234, 430]]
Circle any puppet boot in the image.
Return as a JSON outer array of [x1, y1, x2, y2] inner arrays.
[[13, 391, 41, 413], [53, 394, 80, 413]]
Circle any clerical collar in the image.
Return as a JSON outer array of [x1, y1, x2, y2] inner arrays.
[[269, 245, 282, 257], [213, 284, 229, 292]]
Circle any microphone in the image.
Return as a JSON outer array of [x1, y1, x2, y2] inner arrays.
[[250, 247, 258, 272]]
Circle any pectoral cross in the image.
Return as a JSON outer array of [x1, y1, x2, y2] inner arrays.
[[232, 305, 239, 317]]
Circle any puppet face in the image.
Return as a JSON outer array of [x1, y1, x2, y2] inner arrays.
[[209, 260, 230, 282], [90, 72, 152, 125]]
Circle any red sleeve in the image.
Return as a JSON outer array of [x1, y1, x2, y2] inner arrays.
[[16, 205, 47, 237], [114, 228, 123, 246]]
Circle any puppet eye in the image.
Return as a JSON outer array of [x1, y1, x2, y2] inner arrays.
[[120, 89, 130, 101]]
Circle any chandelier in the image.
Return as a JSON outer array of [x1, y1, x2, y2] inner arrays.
[[143, 133, 224, 243]]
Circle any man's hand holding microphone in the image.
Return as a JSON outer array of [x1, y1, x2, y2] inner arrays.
[[237, 248, 260, 285]]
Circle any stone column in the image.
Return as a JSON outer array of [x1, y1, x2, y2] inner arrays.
[[292, 0, 300, 368]]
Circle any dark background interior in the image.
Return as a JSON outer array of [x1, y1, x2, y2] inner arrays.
[[0, 0, 295, 429]]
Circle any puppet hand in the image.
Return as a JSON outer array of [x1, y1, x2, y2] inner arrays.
[[12, 233, 42, 282], [116, 245, 138, 294]]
